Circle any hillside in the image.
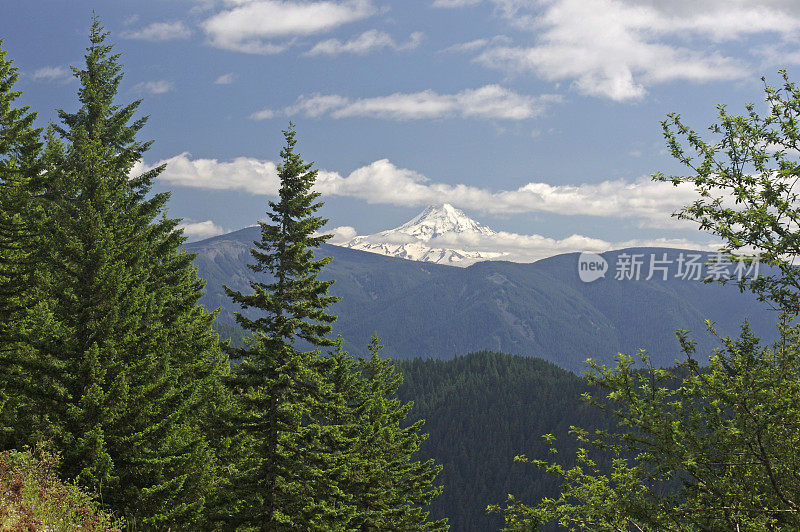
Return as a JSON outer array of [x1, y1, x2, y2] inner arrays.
[[187, 227, 776, 371], [395, 351, 617, 531]]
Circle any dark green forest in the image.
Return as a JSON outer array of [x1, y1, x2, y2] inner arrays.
[[396, 351, 617, 531]]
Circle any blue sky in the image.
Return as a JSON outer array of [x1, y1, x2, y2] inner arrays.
[[3, 0, 800, 258]]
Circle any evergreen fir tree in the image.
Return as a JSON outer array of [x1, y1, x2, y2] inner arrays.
[[330, 335, 449, 531], [13, 18, 227, 528], [223, 124, 342, 530], [0, 39, 46, 449], [0, 38, 41, 326]]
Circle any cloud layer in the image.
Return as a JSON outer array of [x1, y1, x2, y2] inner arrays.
[[139, 153, 698, 227], [252, 85, 560, 121], [333, 227, 715, 263]]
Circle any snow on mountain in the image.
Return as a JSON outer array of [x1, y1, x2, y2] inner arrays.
[[336, 204, 506, 267], [394, 204, 496, 241]]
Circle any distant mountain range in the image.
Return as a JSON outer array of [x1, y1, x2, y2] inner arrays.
[[336, 203, 505, 267], [186, 226, 776, 371]]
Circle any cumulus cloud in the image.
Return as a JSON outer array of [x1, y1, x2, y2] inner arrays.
[[132, 80, 174, 95], [30, 65, 73, 83], [327, 225, 358, 243], [120, 21, 192, 41], [306, 30, 423, 56], [178, 220, 227, 241], [251, 85, 561, 121], [475, 0, 800, 101], [214, 73, 236, 84], [142, 153, 698, 227], [202, 0, 376, 54], [314, 159, 698, 225], [282, 94, 349, 118], [135, 152, 281, 194]]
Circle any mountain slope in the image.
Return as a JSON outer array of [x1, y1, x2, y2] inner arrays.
[[187, 227, 776, 371], [396, 351, 617, 532]]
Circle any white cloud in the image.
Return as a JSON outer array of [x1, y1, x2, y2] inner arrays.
[[440, 35, 510, 53], [420, 230, 715, 263], [475, 0, 800, 101], [327, 225, 358, 243], [314, 159, 698, 225], [250, 108, 278, 120], [132, 80, 174, 95], [178, 220, 227, 241], [306, 30, 423, 56], [137, 152, 280, 194], [432, 0, 481, 7], [755, 43, 800, 68], [202, 0, 376, 54], [143, 153, 698, 227], [253, 85, 561, 121], [120, 21, 192, 41], [30, 65, 73, 83], [283, 94, 349, 118], [214, 73, 236, 84]]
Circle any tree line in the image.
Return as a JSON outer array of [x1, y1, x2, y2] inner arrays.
[[0, 19, 446, 530]]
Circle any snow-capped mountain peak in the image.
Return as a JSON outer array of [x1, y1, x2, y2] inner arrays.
[[394, 204, 496, 241], [336, 204, 504, 267]]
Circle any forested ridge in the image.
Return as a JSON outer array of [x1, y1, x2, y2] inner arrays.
[[190, 229, 777, 372], [396, 351, 617, 531]]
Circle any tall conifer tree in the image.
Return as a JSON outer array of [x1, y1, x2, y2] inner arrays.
[[0, 39, 47, 448], [13, 18, 228, 528], [223, 124, 342, 530], [326, 335, 449, 531]]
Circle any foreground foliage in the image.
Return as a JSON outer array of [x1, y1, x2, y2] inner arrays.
[[0, 447, 124, 531], [656, 70, 800, 314], [492, 323, 800, 530], [222, 124, 346, 530], [492, 72, 800, 531], [32, 20, 227, 527]]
